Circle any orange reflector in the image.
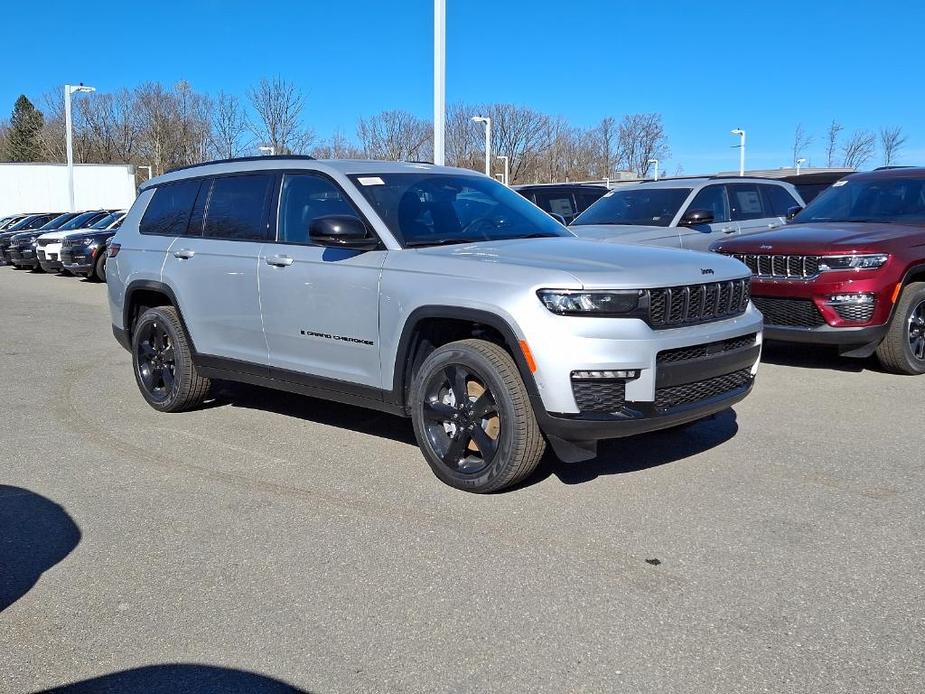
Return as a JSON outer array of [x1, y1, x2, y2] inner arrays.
[[891, 283, 903, 304], [519, 340, 537, 373]]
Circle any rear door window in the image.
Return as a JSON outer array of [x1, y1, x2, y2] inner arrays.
[[727, 183, 767, 221], [202, 174, 275, 241], [760, 184, 801, 216], [140, 180, 202, 236]]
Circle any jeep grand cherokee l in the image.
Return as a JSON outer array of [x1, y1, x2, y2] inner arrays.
[[107, 157, 762, 493], [713, 167, 925, 375]]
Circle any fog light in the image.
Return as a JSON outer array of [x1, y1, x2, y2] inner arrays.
[[826, 293, 875, 305], [571, 369, 640, 379]]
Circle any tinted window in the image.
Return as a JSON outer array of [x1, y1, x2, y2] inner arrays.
[[727, 183, 767, 221], [794, 182, 831, 203], [533, 192, 577, 220], [572, 188, 691, 227], [278, 174, 362, 244], [760, 184, 800, 216], [798, 176, 925, 224], [38, 213, 77, 230], [687, 185, 729, 223], [140, 180, 201, 236], [89, 212, 122, 229], [202, 174, 274, 241], [350, 173, 568, 246], [59, 211, 105, 230], [576, 190, 607, 212]]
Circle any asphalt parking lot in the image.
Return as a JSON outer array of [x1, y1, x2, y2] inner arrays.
[[1, 267, 923, 694]]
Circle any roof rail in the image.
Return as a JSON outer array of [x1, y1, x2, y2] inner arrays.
[[165, 154, 316, 175], [873, 165, 915, 170]]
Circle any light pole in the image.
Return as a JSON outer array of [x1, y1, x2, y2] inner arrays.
[[730, 128, 746, 176], [472, 116, 491, 176], [647, 159, 659, 181], [258, 145, 275, 156], [795, 157, 806, 175], [65, 83, 96, 212], [433, 0, 446, 165], [137, 165, 153, 180], [496, 155, 509, 186]]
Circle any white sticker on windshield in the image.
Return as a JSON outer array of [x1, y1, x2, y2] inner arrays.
[[358, 176, 385, 186], [832, 180, 847, 187]]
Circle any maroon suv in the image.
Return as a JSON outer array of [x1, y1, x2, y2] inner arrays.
[[712, 167, 925, 375]]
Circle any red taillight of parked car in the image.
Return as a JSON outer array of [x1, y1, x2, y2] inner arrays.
[[108, 243, 121, 258]]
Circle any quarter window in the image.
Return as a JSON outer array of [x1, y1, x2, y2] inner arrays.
[[278, 174, 364, 245], [760, 184, 800, 216], [202, 174, 275, 241], [687, 185, 730, 223], [140, 180, 201, 236], [727, 183, 767, 221]]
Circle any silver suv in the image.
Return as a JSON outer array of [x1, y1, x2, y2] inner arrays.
[[107, 157, 763, 493], [570, 177, 805, 251]]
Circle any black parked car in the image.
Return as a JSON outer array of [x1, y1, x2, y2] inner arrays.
[[60, 212, 125, 281], [35, 210, 112, 273], [513, 184, 608, 224], [778, 171, 852, 203], [0, 213, 64, 265]]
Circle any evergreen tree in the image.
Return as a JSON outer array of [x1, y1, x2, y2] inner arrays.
[[7, 95, 44, 162]]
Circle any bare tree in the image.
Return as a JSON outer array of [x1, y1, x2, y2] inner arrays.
[[618, 113, 670, 177], [444, 102, 482, 171], [879, 126, 907, 166], [825, 119, 843, 167], [841, 129, 876, 169], [589, 116, 620, 178], [247, 77, 313, 155], [791, 123, 812, 167], [311, 131, 364, 159], [210, 91, 249, 159], [487, 103, 550, 183], [357, 110, 432, 161]]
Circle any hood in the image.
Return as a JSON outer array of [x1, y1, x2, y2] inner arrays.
[[713, 222, 925, 255], [411, 237, 746, 289], [569, 223, 681, 246]]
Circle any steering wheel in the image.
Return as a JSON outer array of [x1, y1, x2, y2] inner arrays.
[[460, 217, 501, 237]]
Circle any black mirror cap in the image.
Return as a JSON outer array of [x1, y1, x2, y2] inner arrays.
[[786, 205, 804, 221], [679, 209, 715, 226], [308, 215, 379, 250]]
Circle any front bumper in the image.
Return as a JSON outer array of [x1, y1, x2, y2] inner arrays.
[[60, 248, 96, 274], [36, 249, 63, 272], [764, 323, 888, 346], [9, 248, 39, 268]]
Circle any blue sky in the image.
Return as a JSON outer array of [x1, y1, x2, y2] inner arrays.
[[4, 0, 923, 173]]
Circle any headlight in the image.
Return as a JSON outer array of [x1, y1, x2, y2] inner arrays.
[[819, 254, 889, 272], [538, 289, 643, 316]]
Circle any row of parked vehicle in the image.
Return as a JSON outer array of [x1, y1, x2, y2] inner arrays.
[[0, 209, 126, 280]]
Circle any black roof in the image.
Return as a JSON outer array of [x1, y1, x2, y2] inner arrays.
[[513, 183, 608, 191]]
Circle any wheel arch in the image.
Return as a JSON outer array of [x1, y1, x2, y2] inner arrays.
[[123, 280, 196, 351]]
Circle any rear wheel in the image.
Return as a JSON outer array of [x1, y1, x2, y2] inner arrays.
[[410, 339, 545, 493], [876, 282, 925, 375], [93, 252, 107, 282], [132, 306, 211, 411]]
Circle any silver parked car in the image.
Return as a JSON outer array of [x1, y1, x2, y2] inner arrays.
[[570, 177, 805, 251], [107, 157, 762, 493]]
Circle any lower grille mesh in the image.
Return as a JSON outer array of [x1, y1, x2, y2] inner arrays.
[[752, 297, 826, 327], [655, 369, 752, 409], [657, 333, 757, 364], [572, 379, 626, 413], [833, 303, 875, 322]]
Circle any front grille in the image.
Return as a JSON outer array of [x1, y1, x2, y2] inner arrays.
[[36, 238, 55, 247], [657, 332, 758, 364], [833, 303, 875, 322], [647, 278, 750, 328], [571, 379, 626, 413], [725, 253, 820, 279], [655, 369, 752, 409], [752, 297, 826, 327]]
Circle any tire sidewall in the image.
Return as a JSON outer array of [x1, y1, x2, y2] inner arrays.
[[131, 308, 191, 411], [895, 286, 925, 373], [95, 253, 107, 282], [411, 344, 522, 492]]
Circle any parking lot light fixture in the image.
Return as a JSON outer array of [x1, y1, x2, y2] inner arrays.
[[730, 128, 746, 176], [138, 165, 153, 180], [65, 83, 96, 212], [496, 155, 509, 185], [796, 157, 806, 176], [647, 159, 659, 181], [472, 116, 491, 176], [258, 145, 276, 156], [433, 0, 446, 166]]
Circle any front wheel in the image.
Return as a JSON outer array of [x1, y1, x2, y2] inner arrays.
[[410, 339, 545, 493], [876, 282, 925, 375], [93, 252, 107, 282]]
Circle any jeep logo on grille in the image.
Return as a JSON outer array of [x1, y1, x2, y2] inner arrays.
[[701, 268, 714, 275]]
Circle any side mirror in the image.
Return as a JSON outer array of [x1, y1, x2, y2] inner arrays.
[[786, 205, 803, 221], [549, 212, 568, 226], [679, 209, 715, 226], [309, 215, 378, 250]]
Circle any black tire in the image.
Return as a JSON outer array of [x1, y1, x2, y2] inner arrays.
[[410, 339, 545, 493], [93, 252, 107, 282], [876, 282, 925, 375], [131, 306, 210, 412]]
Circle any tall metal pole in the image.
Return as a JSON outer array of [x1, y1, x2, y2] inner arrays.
[[739, 131, 746, 177], [483, 118, 491, 176], [433, 0, 446, 166], [64, 85, 75, 212]]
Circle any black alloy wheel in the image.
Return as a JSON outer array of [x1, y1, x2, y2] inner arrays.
[[135, 319, 178, 404]]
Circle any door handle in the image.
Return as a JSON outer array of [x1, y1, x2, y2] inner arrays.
[[173, 248, 195, 259], [721, 227, 736, 234], [266, 254, 293, 267]]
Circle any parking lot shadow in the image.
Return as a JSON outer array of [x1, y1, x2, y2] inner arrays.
[[760, 340, 880, 373], [31, 664, 309, 693], [524, 408, 739, 487], [0, 485, 81, 612]]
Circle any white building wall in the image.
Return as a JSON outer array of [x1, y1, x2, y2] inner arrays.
[[0, 163, 137, 216]]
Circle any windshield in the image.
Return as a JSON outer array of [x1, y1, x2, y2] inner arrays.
[[90, 212, 122, 229], [59, 211, 103, 230], [38, 213, 77, 230], [797, 177, 925, 224], [348, 173, 569, 247], [571, 187, 691, 227]]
